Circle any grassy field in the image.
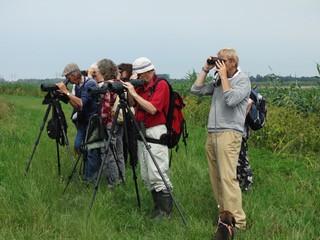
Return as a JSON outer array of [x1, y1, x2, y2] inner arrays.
[[0, 94, 319, 240]]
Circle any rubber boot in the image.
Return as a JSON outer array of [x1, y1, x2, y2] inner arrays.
[[158, 190, 173, 217], [150, 190, 161, 218]]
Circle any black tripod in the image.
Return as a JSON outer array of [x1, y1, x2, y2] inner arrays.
[[63, 111, 127, 194], [87, 91, 187, 226], [25, 91, 75, 176], [63, 90, 141, 204]]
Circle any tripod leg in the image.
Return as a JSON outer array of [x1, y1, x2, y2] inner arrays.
[[88, 102, 127, 217], [131, 163, 141, 209], [88, 136, 112, 215], [63, 153, 82, 194], [60, 128, 75, 163], [121, 105, 141, 208], [56, 139, 61, 176], [80, 147, 87, 177], [51, 100, 75, 165], [122, 112, 129, 165], [25, 104, 52, 175], [125, 105, 188, 226], [110, 143, 125, 184]]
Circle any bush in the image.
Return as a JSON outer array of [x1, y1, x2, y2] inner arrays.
[[250, 106, 320, 154], [183, 95, 211, 127], [259, 75, 320, 115], [182, 96, 320, 155]]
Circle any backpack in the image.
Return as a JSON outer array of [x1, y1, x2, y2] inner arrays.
[[84, 114, 108, 150], [150, 79, 188, 149], [46, 110, 68, 145], [246, 88, 267, 131]]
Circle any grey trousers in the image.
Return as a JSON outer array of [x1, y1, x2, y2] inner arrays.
[[101, 125, 125, 186]]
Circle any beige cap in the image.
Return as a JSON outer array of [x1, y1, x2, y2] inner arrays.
[[62, 63, 80, 76]]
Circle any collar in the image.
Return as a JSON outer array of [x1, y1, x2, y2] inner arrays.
[[216, 217, 234, 237], [78, 76, 85, 87], [144, 75, 157, 90], [228, 67, 241, 80]]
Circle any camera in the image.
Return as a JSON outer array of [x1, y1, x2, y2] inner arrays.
[[89, 79, 145, 96], [207, 57, 225, 66]]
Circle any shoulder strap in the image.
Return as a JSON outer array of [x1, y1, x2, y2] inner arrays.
[[76, 77, 90, 95], [153, 79, 174, 129], [150, 78, 169, 94], [81, 77, 91, 89]]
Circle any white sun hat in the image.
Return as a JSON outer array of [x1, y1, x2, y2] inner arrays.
[[132, 57, 155, 74]]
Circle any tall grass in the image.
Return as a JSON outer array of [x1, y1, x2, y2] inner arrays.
[[0, 94, 319, 239], [0, 82, 43, 97], [260, 83, 320, 115], [0, 101, 14, 120]]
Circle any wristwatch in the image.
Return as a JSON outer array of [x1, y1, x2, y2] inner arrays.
[[66, 92, 71, 97]]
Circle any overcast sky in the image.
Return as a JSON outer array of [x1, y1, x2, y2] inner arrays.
[[0, 0, 319, 80]]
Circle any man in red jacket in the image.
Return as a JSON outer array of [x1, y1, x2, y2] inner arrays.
[[122, 57, 173, 218]]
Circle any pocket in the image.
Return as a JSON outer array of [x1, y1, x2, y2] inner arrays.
[[229, 131, 242, 158]]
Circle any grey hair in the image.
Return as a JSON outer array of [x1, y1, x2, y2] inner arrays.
[[97, 58, 118, 80]]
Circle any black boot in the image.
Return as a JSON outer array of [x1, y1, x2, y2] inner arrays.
[[150, 190, 161, 218], [158, 190, 173, 217]]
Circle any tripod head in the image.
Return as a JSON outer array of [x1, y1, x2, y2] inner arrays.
[[88, 79, 145, 96], [42, 91, 69, 105]]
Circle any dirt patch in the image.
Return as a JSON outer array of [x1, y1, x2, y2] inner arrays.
[[0, 101, 14, 119]]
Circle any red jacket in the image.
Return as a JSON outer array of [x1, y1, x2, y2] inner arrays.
[[135, 75, 170, 128]]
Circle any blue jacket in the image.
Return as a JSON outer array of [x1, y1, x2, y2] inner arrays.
[[75, 77, 98, 126]]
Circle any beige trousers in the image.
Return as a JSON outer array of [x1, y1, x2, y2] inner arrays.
[[206, 130, 246, 229]]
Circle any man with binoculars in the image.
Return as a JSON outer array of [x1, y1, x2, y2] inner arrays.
[[191, 48, 251, 231]]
